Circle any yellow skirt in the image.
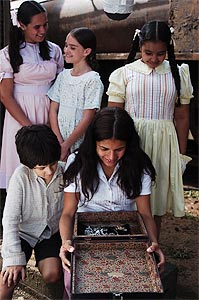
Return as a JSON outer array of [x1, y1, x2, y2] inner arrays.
[[134, 119, 184, 217]]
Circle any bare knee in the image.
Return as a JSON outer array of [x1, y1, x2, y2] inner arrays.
[[0, 279, 16, 300], [38, 257, 62, 284], [42, 269, 62, 284]]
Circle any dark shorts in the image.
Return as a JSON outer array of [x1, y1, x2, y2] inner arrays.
[[21, 231, 62, 266]]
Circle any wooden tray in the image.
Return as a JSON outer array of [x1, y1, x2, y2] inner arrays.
[[73, 211, 148, 241], [71, 240, 164, 299]]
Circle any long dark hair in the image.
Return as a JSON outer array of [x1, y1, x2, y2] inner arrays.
[[64, 107, 156, 201], [9, 0, 50, 73], [69, 27, 99, 71], [126, 20, 181, 106]]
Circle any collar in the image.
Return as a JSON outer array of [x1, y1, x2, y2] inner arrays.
[[97, 162, 120, 181], [20, 41, 40, 49], [126, 59, 171, 75], [27, 161, 64, 183]]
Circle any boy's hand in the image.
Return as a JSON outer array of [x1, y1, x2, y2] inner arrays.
[[59, 240, 75, 272], [1, 265, 26, 287]]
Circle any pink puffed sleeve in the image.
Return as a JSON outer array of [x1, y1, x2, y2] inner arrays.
[[0, 46, 14, 82], [49, 42, 64, 75], [106, 66, 126, 103]]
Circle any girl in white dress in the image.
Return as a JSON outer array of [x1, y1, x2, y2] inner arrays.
[[0, 1, 64, 189], [48, 27, 104, 162], [107, 21, 193, 237]]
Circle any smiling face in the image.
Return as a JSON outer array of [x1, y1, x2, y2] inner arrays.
[[64, 33, 91, 65], [96, 139, 126, 177], [20, 12, 48, 43], [33, 161, 58, 184], [140, 40, 167, 69]]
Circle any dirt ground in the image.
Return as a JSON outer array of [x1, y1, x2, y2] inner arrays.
[[159, 189, 199, 300], [3, 151, 199, 300], [11, 189, 199, 300]]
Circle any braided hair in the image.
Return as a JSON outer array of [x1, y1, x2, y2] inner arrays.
[[9, 0, 50, 73], [126, 21, 181, 105]]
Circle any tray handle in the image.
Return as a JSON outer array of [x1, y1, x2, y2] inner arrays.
[[113, 293, 123, 300]]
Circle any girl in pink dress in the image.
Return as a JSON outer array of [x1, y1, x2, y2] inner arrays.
[[0, 0, 64, 189], [107, 21, 193, 238]]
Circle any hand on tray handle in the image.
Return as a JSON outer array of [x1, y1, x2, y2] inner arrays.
[[147, 242, 165, 273], [59, 240, 75, 272]]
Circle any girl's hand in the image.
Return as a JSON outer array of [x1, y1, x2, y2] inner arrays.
[[147, 242, 165, 273], [59, 240, 75, 272], [60, 142, 70, 162], [1, 265, 26, 287], [180, 154, 192, 175]]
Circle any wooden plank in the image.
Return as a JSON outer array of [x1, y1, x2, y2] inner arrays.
[[96, 52, 199, 61]]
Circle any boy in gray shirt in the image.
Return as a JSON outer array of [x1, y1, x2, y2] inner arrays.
[[0, 125, 64, 300]]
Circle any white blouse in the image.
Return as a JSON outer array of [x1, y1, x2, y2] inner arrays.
[[64, 153, 151, 212]]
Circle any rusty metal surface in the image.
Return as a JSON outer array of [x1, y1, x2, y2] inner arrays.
[[10, 0, 198, 59], [44, 0, 169, 53], [168, 0, 199, 58]]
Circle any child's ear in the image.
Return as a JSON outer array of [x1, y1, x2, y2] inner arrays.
[[84, 48, 92, 57], [19, 21, 26, 31]]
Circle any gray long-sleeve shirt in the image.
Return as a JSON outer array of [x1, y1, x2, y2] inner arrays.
[[1, 162, 64, 270]]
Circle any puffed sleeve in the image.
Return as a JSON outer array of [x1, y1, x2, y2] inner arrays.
[[84, 73, 104, 109], [54, 44, 64, 74], [47, 71, 63, 102], [0, 46, 14, 82], [106, 66, 126, 103], [178, 63, 194, 104], [48, 41, 64, 75]]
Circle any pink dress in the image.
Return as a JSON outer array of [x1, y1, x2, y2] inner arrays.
[[0, 41, 64, 189]]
